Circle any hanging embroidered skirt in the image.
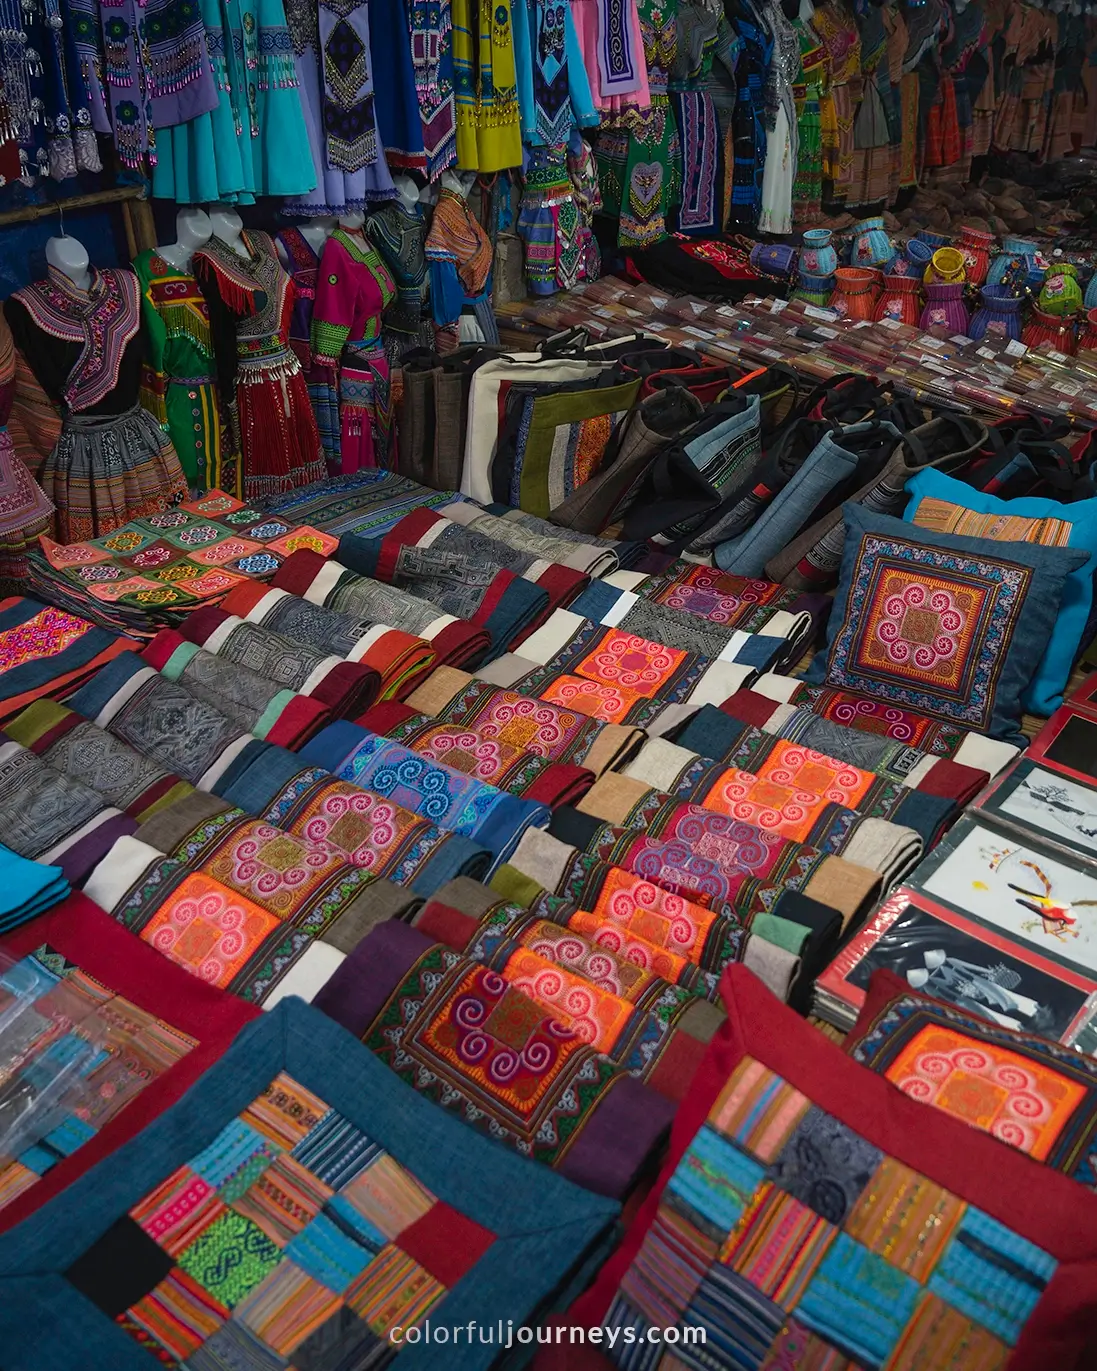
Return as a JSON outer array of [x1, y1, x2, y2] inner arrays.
[[339, 339, 392, 473], [43, 406, 188, 544], [0, 427, 52, 590], [672, 90, 722, 236], [236, 349, 327, 499]]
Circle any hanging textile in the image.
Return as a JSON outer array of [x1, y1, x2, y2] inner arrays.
[[133, 250, 221, 493], [151, 0, 315, 203], [0, 317, 51, 592], [425, 184, 499, 349], [452, 0, 523, 170], [193, 232, 327, 499], [365, 201, 434, 363], [408, 0, 458, 177]]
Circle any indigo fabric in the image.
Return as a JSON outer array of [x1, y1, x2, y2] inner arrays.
[[904, 468, 1097, 714], [806, 505, 1088, 744], [0, 1000, 619, 1371]]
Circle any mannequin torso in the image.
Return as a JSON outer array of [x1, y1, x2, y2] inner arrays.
[[208, 206, 248, 257]]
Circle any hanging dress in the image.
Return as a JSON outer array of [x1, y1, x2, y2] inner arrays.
[[151, 0, 315, 203], [281, 0, 395, 214], [792, 11, 824, 224], [452, 0, 524, 170], [513, 0, 599, 295], [425, 185, 500, 351], [194, 232, 326, 499], [757, 0, 800, 234], [407, 0, 458, 178], [595, 0, 682, 246], [133, 249, 221, 493], [366, 202, 434, 363], [726, 0, 770, 229], [276, 227, 342, 471], [4, 266, 188, 542], [0, 315, 52, 592], [312, 228, 396, 473], [810, 0, 858, 207]]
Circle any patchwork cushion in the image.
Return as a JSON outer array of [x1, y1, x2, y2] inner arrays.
[[0, 1000, 618, 1371], [904, 468, 1097, 714], [846, 969, 1097, 1187], [806, 505, 1088, 744], [569, 964, 1097, 1371]]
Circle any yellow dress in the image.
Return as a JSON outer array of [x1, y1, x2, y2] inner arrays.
[[452, 0, 523, 170]]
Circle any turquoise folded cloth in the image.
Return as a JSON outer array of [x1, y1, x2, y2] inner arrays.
[[0, 844, 69, 933]]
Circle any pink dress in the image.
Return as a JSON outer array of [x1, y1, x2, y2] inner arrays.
[[311, 228, 396, 473], [570, 0, 652, 113]]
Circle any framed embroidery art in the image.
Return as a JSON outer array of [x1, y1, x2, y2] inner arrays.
[[971, 757, 1097, 870], [1027, 705, 1097, 787], [907, 816, 1097, 983], [814, 887, 1097, 1047]]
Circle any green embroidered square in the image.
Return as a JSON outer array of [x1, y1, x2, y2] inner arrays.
[[177, 1211, 280, 1308]]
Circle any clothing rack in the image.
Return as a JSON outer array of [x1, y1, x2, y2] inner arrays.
[[0, 185, 157, 259]]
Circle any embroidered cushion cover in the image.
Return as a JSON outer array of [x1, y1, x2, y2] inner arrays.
[[570, 964, 1097, 1370], [846, 969, 1097, 1188], [806, 506, 1088, 745], [904, 468, 1097, 715], [0, 1000, 618, 1371]]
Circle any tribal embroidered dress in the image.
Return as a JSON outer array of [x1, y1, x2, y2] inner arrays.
[[275, 228, 341, 471], [194, 232, 326, 499], [408, 0, 458, 177], [0, 317, 51, 592], [4, 267, 188, 541], [151, 0, 315, 203], [312, 228, 396, 473], [452, 0, 523, 170], [513, 0, 599, 295], [569, 0, 649, 112], [595, 0, 682, 247], [281, 0, 392, 215], [365, 202, 434, 364], [424, 185, 499, 350], [133, 250, 221, 493]]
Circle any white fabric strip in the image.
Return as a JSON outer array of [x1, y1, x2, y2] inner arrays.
[[689, 661, 755, 710], [954, 735, 1020, 777], [605, 570, 647, 592], [306, 559, 347, 606], [94, 666, 158, 727], [416, 516, 452, 550], [512, 608, 586, 665], [262, 943, 346, 1009], [597, 589, 638, 628], [242, 588, 287, 623], [198, 733, 256, 791], [905, 756, 938, 789], [717, 631, 752, 664], [423, 614, 458, 640], [751, 673, 802, 703], [346, 623, 392, 663], [300, 656, 345, 696], [83, 834, 163, 911], [203, 615, 243, 655], [625, 737, 697, 790]]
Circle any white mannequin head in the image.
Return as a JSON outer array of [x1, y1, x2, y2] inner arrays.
[[339, 210, 366, 231], [440, 168, 475, 199], [391, 173, 420, 212], [158, 206, 213, 270], [207, 203, 247, 256], [45, 233, 92, 290], [300, 215, 338, 253]]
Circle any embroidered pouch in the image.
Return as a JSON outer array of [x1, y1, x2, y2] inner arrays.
[[846, 969, 1097, 1187], [0, 1000, 618, 1371], [805, 506, 1089, 745], [566, 964, 1097, 1370], [904, 468, 1097, 715]]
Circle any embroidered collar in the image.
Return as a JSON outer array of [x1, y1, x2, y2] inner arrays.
[[15, 266, 141, 411]]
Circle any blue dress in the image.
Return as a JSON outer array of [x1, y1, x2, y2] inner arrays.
[[151, 0, 316, 203]]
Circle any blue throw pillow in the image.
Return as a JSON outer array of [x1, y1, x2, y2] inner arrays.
[[804, 504, 1088, 745], [903, 468, 1097, 714]]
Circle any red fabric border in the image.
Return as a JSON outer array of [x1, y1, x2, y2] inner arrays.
[[570, 965, 1097, 1369], [0, 893, 257, 1233]]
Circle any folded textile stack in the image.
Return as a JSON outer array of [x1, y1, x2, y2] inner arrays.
[[26, 491, 339, 636], [0, 845, 67, 933], [0, 598, 133, 725]]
